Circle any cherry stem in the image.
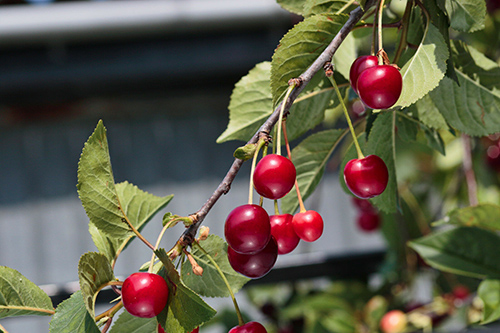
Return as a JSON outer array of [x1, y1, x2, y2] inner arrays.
[[328, 75, 364, 159], [193, 241, 245, 326], [335, 0, 355, 14], [248, 139, 267, 205], [276, 84, 296, 156], [462, 134, 479, 206], [377, 0, 385, 58], [282, 120, 307, 213], [95, 300, 123, 322], [392, 0, 413, 64], [118, 209, 155, 251], [0, 322, 9, 333]]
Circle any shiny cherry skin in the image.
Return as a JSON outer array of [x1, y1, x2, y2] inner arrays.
[[344, 155, 389, 199], [380, 310, 407, 333], [228, 237, 278, 279], [270, 214, 300, 255], [159, 325, 198, 333], [357, 65, 402, 109], [253, 154, 296, 200], [224, 204, 271, 254], [349, 55, 378, 94], [121, 272, 169, 318], [357, 210, 381, 232], [292, 210, 324, 242], [229, 321, 268, 333]]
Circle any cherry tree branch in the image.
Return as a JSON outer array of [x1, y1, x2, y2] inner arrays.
[[179, 2, 373, 245]]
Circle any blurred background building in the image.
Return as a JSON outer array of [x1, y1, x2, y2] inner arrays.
[[0, 1, 386, 331]]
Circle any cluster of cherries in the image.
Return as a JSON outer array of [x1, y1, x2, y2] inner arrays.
[[225, 153, 324, 279], [349, 54, 402, 110]]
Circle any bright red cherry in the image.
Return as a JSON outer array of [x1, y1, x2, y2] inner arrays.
[[380, 310, 407, 333], [357, 65, 402, 109], [121, 272, 169, 318], [228, 237, 278, 279], [452, 285, 470, 300], [357, 210, 381, 232], [270, 214, 300, 255], [344, 155, 389, 199], [224, 204, 271, 254], [349, 55, 378, 94], [292, 210, 323, 242], [253, 154, 296, 200], [229, 321, 268, 333]]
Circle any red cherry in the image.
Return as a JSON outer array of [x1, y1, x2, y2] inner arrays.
[[351, 197, 375, 212], [380, 310, 407, 333], [452, 285, 470, 300], [229, 321, 268, 333], [270, 214, 300, 255], [357, 65, 402, 109], [253, 154, 296, 200], [224, 204, 271, 254], [349, 55, 378, 94], [121, 272, 169, 318], [344, 155, 389, 199], [292, 210, 324, 242], [356, 210, 381, 232], [228, 237, 278, 279]]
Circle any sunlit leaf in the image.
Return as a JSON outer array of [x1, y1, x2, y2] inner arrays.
[[0, 266, 54, 319], [445, 0, 486, 32], [108, 311, 157, 333], [478, 279, 500, 325], [49, 291, 100, 333]]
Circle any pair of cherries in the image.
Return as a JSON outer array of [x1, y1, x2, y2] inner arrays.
[[349, 55, 402, 110], [351, 197, 381, 232], [225, 154, 324, 279]]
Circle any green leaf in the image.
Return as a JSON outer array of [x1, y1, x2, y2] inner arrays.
[[77, 120, 132, 238], [78, 252, 115, 317], [321, 311, 356, 333], [366, 112, 398, 213], [422, 124, 446, 155], [181, 235, 250, 298], [395, 112, 419, 142], [415, 94, 449, 130], [303, 0, 351, 16], [332, 33, 357, 81], [276, 0, 307, 15], [445, 0, 486, 32], [281, 129, 347, 214], [451, 40, 500, 90], [429, 72, 500, 137], [90, 181, 173, 263], [409, 227, 500, 279], [478, 279, 500, 324], [285, 85, 334, 142], [438, 203, 500, 231], [155, 249, 216, 332], [217, 62, 272, 143], [271, 13, 348, 107], [0, 266, 54, 318], [108, 311, 158, 333], [48, 291, 100, 333], [394, 23, 449, 109]]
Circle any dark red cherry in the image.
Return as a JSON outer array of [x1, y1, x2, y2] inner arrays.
[[224, 204, 271, 254], [349, 55, 378, 94], [357, 210, 381, 232], [228, 237, 278, 279], [253, 154, 296, 200], [344, 155, 389, 199], [452, 285, 470, 300], [270, 214, 300, 255], [121, 272, 169, 318], [351, 197, 375, 212], [292, 210, 324, 242], [357, 65, 402, 109], [229, 321, 268, 333]]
